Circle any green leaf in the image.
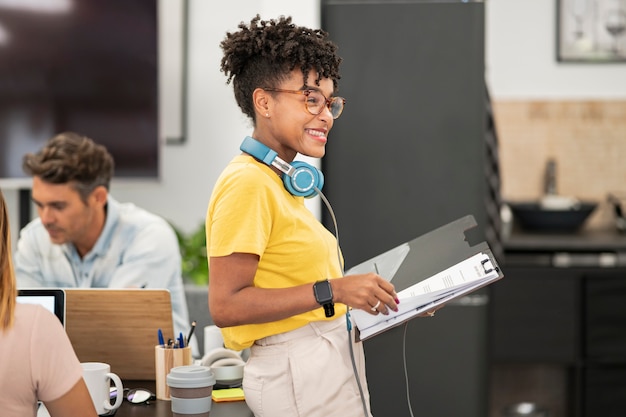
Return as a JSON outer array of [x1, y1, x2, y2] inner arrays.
[[170, 221, 209, 285]]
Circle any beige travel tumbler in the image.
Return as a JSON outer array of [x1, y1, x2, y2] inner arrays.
[[167, 365, 216, 417]]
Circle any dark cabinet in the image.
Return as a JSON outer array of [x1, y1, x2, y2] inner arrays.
[[489, 266, 580, 362], [584, 364, 626, 417], [584, 273, 626, 361], [583, 273, 626, 417], [489, 261, 626, 417]]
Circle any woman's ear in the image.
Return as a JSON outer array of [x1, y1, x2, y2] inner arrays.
[[252, 88, 270, 117]]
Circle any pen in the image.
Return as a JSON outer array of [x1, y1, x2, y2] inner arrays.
[[178, 332, 185, 348], [158, 328, 165, 346], [187, 320, 197, 344]]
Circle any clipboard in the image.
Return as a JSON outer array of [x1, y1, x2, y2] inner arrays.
[[349, 215, 504, 341]]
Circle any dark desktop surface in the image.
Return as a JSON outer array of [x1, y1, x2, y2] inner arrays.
[[115, 381, 252, 417]]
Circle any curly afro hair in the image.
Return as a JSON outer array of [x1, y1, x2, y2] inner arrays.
[[220, 15, 342, 123]]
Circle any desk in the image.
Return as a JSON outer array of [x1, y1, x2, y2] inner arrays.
[[115, 381, 253, 417]]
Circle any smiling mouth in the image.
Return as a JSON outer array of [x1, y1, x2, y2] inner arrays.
[[306, 129, 326, 139]]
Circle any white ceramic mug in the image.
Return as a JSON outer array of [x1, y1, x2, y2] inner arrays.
[[81, 362, 123, 415]]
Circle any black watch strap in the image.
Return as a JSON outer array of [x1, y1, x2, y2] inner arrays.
[[322, 302, 335, 318], [313, 280, 335, 318]]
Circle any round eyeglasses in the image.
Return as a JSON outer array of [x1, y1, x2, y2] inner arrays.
[[110, 387, 156, 405], [263, 88, 346, 119]]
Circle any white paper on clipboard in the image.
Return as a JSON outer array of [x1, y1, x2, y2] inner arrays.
[[346, 215, 504, 341]]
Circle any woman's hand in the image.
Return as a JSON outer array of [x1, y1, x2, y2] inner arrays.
[[331, 273, 399, 316]]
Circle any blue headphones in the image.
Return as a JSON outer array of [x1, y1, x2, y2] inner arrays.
[[240, 136, 324, 198]]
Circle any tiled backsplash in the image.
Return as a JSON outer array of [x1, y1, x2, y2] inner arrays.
[[493, 100, 626, 230]]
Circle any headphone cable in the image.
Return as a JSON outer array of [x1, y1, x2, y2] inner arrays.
[[402, 322, 416, 417], [316, 187, 370, 417], [318, 187, 415, 417]]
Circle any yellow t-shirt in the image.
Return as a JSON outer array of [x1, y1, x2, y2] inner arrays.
[[206, 154, 347, 350]]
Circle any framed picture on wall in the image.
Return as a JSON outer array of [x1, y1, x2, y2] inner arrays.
[[557, 0, 626, 62]]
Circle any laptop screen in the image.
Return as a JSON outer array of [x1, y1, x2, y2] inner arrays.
[[17, 289, 66, 326]]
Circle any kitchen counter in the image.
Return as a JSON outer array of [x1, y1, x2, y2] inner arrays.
[[505, 228, 626, 251], [503, 228, 626, 267]]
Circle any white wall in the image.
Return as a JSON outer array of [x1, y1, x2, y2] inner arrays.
[[486, 0, 626, 99], [111, 0, 322, 234], [5, 0, 626, 242]]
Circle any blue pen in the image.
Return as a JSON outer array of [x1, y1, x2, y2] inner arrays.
[[158, 328, 165, 346], [178, 332, 185, 348]]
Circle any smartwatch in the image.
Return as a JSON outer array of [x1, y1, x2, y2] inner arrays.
[[313, 280, 335, 318]]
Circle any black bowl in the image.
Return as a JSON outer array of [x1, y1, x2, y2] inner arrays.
[[509, 201, 597, 232]]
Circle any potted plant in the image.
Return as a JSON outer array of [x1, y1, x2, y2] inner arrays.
[[172, 222, 209, 286]]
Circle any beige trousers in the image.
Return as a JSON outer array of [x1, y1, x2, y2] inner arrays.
[[242, 315, 373, 417]]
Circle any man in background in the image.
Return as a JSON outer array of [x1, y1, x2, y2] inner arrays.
[[13, 132, 196, 353]]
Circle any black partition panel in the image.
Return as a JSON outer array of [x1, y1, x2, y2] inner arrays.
[[321, 0, 486, 268], [321, 2, 487, 417]]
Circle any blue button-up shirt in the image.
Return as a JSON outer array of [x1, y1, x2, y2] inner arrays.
[[14, 196, 195, 353]]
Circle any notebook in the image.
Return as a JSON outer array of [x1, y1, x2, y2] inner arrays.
[[64, 288, 175, 380], [17, 288, 66, 326]]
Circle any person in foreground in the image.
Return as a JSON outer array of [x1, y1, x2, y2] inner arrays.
[[0, 189, 97, 417], [206, 16, 399, 417], [13, 132, 194, 353]]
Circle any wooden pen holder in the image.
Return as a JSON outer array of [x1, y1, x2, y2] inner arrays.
[[155, 345, 193, 400]]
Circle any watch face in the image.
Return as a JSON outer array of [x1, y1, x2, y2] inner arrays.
[[314, 281, 333, 302]]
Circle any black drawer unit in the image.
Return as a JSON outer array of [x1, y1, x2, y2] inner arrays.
[[492, 232, 626, 417], [584, 273, 626, 361], [584, 364, 626, 417], [489, 266, 580, 362]]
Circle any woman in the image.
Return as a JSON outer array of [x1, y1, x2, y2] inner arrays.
[[206, 16, 399, 417], [0, 189, 97, 417]]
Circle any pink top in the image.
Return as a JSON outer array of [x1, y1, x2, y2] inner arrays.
[[0, 303, 83, 417]]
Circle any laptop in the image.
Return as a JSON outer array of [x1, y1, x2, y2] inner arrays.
[[64, 288, 175, 380], [17, 289, 66, 326]]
